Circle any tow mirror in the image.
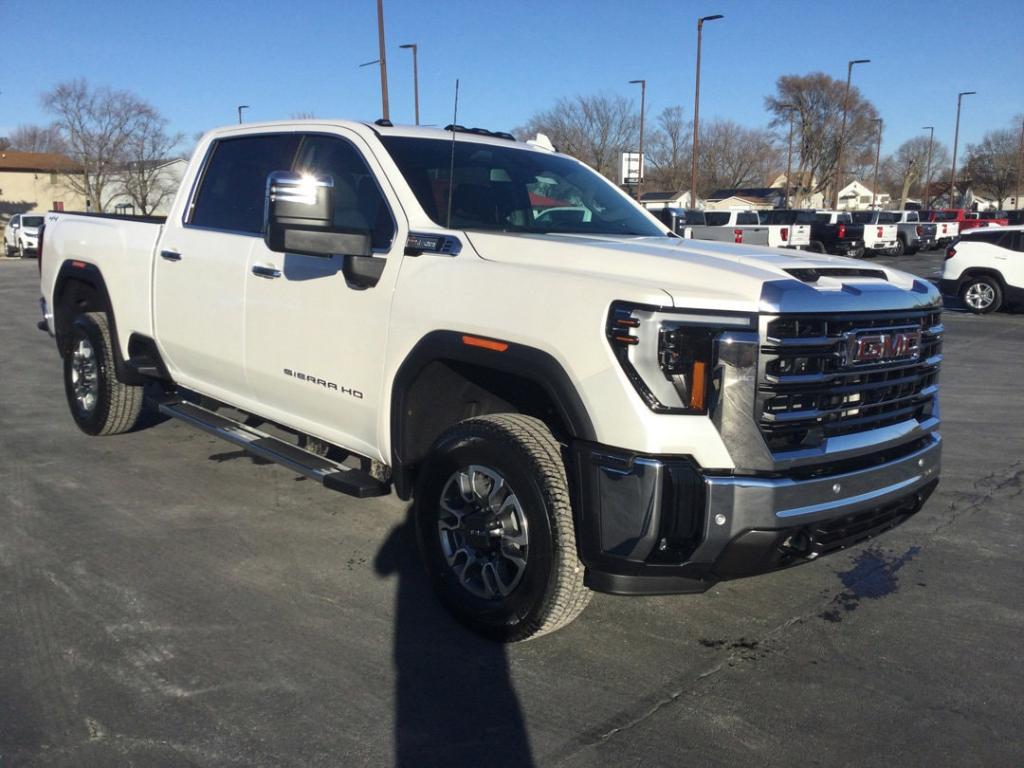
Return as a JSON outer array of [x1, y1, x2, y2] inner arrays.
[[264, 171, 372, 258]]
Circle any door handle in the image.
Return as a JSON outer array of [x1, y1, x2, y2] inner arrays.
[[160, 250, 182, 262], [251, 265, 282, 279]]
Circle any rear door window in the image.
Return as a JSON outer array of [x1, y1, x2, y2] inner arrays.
[[190, 134, 302, 234]]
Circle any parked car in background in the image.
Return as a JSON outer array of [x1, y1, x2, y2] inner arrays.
[[4, 214, 45, 257], [1005, 211, 1024, 226], [889, 210, 937, 255], [754, 209, 813, 249], [849, 211, 900, 255], [919, 210, 961, 248], [807, 210, 866, 257], [689, 209, 809, 249], [941, 225, 1024, 314], [649, 207, 696, 238], [937, 208, 1009, 233]]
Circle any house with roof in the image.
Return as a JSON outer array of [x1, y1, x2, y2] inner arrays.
[[767, 171, 825, 209], [703, 187, 784, 211], [836, 180, 891, 210], [0, 151, 87, 230], [639, 190, 691, 210]]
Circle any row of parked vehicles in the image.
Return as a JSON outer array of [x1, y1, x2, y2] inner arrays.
[[655, 206, 1019, 259]]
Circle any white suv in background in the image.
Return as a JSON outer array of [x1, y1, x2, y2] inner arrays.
[[4, 213, 45, 257], [941, 225, 1024, 314]]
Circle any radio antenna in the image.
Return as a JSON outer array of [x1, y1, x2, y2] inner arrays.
[[445, 78, 460, 229]]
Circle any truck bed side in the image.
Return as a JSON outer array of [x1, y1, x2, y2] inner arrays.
[[42, 212, 164, 360]]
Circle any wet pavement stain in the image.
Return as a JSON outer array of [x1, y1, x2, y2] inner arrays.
[[820, 545, 921, 623]]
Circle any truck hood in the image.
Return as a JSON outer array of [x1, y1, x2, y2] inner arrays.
[[466, 231, 936, 313]]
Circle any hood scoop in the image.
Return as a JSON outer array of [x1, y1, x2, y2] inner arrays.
[[786, 267, 887, 283]]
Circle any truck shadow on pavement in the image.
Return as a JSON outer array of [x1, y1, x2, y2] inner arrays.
[[374, 508, 536, 768]]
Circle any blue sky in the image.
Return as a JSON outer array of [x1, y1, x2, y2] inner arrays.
[[4, 0, 1022, 157]]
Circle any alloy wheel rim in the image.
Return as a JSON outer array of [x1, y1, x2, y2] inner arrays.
[[437, 464, 529, 600], [71, 338, 100, 415], [965, 283, 994, 310]]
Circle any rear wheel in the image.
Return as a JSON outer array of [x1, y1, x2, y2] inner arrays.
[[892, 238, 906, 257], [808, 241, 826, 254], [63, 312, 145, 435], [414, 414, 590, 642], [960, 276, 1002, 314]]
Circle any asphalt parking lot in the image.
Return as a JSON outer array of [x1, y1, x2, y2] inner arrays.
[[1, 253, 1022, 767]]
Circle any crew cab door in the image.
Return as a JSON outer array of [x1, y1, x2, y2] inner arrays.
[[153, 133, 301, 402], [243, 131, 404, 459]]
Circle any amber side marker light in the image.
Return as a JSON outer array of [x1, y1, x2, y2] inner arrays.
[[689, 360, 707, 410], [462, 335, 509, 352]]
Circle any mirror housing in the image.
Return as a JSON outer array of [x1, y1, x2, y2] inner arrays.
[[264, 171, 372, 258]]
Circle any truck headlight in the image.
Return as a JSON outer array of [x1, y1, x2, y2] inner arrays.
[[607, 302, 756, 414]]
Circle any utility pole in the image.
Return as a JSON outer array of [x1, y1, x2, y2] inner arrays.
[[949, 91, 975, 208], [237, 105, 249, 124], [871, 118, 882, 208], [1016, 117, 1024, 210], [690, 13, 723, 207], [376, 0, 390, 121], [399, 43, 420, 125], [833, 58, 870, 209], [920, 126, 934, 208], [629, 79, 646, 201]]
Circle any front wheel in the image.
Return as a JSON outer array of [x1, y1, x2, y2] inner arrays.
[[960, 276, 1002, 314], [414, 414, 590, 642], [63, 312, 145, 435]]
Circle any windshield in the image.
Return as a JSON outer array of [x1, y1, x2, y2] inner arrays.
[[22, 216, 44, 227], [380, 137, 664, 237]]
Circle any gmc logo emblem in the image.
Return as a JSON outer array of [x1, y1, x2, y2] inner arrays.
[[847, 330, 921, 365]]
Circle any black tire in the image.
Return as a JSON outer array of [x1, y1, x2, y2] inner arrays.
[[893, 238, 905, 257], [960, 276, 1002, 314], [63, 312, 145, 435], [414, 414, 590, 642], [808, 241, 826, 254]]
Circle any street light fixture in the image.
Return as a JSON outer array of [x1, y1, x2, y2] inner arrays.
[[629, 79, 646, 201], [871, 118, 883, 209], [921, 126, 934, 208], [949, 91, 975, 208], [690, 13, 723, 207], [399, 43, 420, 125], [237, 105, 249, 124], [833, 58, 870, 209]]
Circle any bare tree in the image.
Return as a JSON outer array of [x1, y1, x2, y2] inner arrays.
[[964, 126, 1019, 208], [645, 106, 691, 192], [765, 72, 879, 202], [5, 124, 69, 154], [42, 80, 159, 212], [517, 93, 639, 180], [880, 135, 951, 208], [120, 116, 185, 216], [697, 119, 781, 193]]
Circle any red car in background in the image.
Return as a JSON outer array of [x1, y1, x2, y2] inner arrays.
[[938, 208, 1009, 232]]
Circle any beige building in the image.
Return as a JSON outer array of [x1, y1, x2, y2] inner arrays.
[[0, 151, 87, 237]]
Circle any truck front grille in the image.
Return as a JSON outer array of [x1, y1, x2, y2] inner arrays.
[[756, 309, 942, 452]]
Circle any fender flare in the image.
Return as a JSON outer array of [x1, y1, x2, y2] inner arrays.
[[53, 260, 143, 385], [389, 330, 596, 498]]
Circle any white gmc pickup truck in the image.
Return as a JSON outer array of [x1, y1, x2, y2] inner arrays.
[[38, 120, 944, 641]]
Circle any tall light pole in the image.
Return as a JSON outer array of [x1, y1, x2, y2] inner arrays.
[[237, 105, 249, 124], [781, 103, 797, 208], [1015, 117, 1023, 210], [376, 0, 390, 121], [690, 13, 723, 207], [871, 118, 883, 208], [920, 125, 934, 208], [399, 43, 420, 125], [629, 79, 646, 201], [949, 91, 975, 208], [833, 58, 870, 209]]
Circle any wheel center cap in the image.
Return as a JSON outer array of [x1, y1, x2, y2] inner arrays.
[[462, 509, 503, 550]]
